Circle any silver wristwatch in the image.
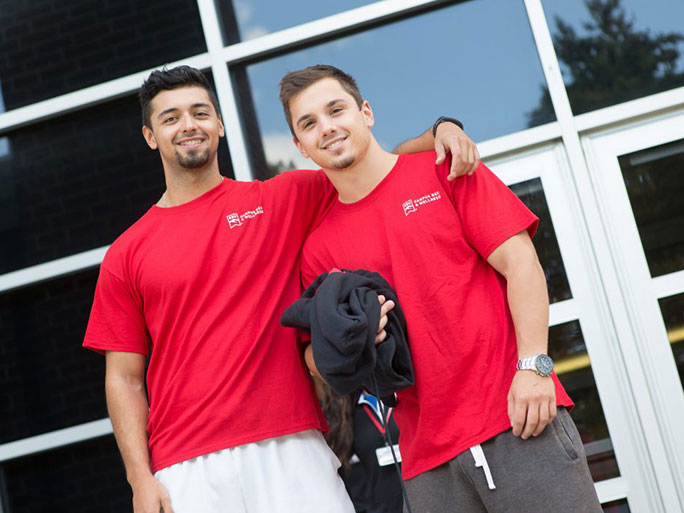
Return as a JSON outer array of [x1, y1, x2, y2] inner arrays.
[[516, 354, 554, 377]]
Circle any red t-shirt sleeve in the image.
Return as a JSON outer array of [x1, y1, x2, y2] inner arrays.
[[82, 263, 150, 355], [270, 170, 336, 236], [439, 160, 539, 259]]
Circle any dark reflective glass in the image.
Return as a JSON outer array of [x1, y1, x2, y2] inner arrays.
[[658, 292, 684, 391], [220, 0, 374, 42], [602, 499, 631, 512], [0, 0, 206, 109], [549, 320, 620, 481], [241, 0, 554, 177], [2, 436, 130, 513], [0, 269, 106, 443], [619, 139, 684, 277], [540, 0, 684, 118], [0, 89, 232, 275], [511, 178, 572, 303]]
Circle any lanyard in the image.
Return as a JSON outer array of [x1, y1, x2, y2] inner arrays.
[[362, 403, 393, 435]]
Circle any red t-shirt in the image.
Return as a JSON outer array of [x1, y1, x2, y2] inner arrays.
[[83, 171, 334, 472], [300, 152, 573, 480]]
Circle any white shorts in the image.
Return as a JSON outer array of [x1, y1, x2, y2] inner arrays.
[[154, 429, 354, 513]]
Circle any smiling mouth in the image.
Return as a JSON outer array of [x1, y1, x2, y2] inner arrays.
[[321, 135, 347, 151], [177, 138, 205, 147]]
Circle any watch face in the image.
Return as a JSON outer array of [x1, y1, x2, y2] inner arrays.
[[536, 354, 554, 375]]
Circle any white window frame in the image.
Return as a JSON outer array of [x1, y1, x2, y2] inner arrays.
[[581, 109, 684, 508]]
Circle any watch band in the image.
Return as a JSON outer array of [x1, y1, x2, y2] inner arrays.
[[516, 354, 554, 377], [432, 116, 464, 137]]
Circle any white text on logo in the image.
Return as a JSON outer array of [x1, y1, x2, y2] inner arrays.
[[402, 191, 442, 216], [227, 206, 264, 228]]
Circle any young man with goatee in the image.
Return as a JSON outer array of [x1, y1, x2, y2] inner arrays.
[[82, 65, 479, 513], [280, 64, 603, 512]]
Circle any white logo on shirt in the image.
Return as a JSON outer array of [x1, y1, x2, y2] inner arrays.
[[226, 206, 264, 228], [402, 191, 442, 216]]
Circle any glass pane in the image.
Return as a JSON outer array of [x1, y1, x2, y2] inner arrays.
[[540, 0, 684, 117], [602, 499, 631, 512], [0, 0, 206, 109], [549, 320, 620, 481], [0, 269, 106, 443], [2, 436, 130, 513], [223, 0, 374, 41], [0, 87, 232, 275], [618, 139, 684, 277], [242, 0, 555, 177], [658, 292, 684, 392], [510, 178, 572, 303]]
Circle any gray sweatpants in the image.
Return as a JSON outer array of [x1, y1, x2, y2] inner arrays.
[[404, 408, 602, 513]]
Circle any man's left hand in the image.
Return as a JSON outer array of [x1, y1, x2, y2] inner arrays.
[[507, 371, 557, 439], [435, 122, 480, 180]]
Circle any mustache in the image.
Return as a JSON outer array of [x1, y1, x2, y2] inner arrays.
[[173, 131, 206, 143]]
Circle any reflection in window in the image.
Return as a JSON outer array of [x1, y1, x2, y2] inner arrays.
[[658, 293, 684, 392], [549, 321, 620, 481], [242, 0, 554, 178], [2, 436, 129, 513], [0, 0, 206, 109], [602, 499, 631, 512], [0, 269, 105, 444], [223, 0, 374, 41], [0, 84, 232, 275], [510, 178, 572, 303], [536, 0, 684, 120], [0, 70, 8, 159], [619, 139, 684, 277]]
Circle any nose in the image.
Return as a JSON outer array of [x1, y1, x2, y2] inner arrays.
[[179, 112, 199, 132], [319, 116, 338, 137]]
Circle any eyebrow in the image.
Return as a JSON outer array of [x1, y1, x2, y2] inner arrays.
[[296, 98, 347, 127], [156, 102, 213, 120]]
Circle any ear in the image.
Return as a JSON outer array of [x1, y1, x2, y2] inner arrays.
[[293, 136, 310, 159], [361, 100, 374, 129], [142, 125, 158, 150], [217, 116, 225, 138]]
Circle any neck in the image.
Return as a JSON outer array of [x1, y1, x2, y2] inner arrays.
[[159, 157, 224, 207], [323, 139, 398, 204]]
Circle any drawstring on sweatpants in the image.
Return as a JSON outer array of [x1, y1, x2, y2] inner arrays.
[[470, 444, 496, 490]]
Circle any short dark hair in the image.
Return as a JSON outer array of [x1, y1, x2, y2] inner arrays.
[[279, 64, 363, 136], [139, 65, 220, 128]]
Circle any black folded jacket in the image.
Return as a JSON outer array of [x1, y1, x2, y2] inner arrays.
[[281, 269, 414, 406]]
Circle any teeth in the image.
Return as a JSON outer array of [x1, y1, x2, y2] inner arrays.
[[180, 140, 202, 146], [325, 138, 344, 150]]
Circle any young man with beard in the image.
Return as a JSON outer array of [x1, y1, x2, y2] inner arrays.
[[82, 65, 479, 513], [280, 65, 602, 512]]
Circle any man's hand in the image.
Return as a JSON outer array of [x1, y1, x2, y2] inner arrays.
[[375, 295, 395, 345], [507, 371, 557, 439], [131, 474, 174, 513], [435, 122, 480, 180]]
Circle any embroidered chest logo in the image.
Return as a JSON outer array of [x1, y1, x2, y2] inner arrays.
[[226, 206, 264, 228], [402, 191, 442, 216]]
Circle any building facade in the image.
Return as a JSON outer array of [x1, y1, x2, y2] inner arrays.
[[0, 0, 683, 511]]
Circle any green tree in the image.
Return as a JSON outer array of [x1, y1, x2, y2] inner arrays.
[[528, 0, 684, 126]]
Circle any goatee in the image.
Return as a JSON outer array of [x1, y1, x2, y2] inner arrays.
[[331, 155, 356, 170], [175, 148, 211, 169]]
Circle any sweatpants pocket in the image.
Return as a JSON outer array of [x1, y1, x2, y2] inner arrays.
[[551, 407, 580, 461]]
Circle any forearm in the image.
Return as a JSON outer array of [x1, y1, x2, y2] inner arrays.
[[392, 127, 433, 154], [105, 373, 154, 486], [506, 257, 549, 358]]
